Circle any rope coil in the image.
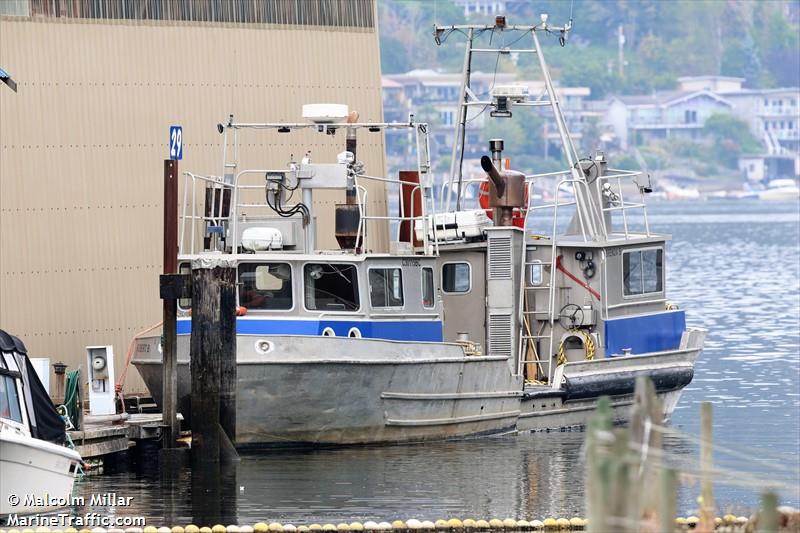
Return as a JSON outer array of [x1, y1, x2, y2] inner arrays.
[[557, 330, 595, 366]]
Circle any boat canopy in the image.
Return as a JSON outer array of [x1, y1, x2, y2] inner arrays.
[[0, 329, 67, 443]]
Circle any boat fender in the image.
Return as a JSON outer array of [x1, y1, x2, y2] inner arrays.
[[562, 366, 694, 401]]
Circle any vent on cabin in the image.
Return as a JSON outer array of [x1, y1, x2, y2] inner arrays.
[[488, 313, 513, 357], [488, 236, 512, 279]]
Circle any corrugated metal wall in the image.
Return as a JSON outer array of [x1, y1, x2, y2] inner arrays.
[[0, 9, 387, 394]]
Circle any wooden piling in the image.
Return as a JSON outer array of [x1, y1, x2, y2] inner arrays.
[[700, 401, 715, 531], [629, 376, 663, 524], [759, 491, 779, 533], [218, 263, 237, 451], [586, 396, 613, 533], [659, 468, 678, 533], [190, 259, 237, 464], [162, 159, 180, 447]]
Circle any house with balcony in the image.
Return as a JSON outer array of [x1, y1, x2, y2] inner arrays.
[[604, 89, 733, 149], [604, 75, 799, 179]]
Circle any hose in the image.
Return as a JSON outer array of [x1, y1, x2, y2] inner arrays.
[[63, 369, 81, 431]]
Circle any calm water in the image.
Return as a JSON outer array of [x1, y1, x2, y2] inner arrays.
[[72, 200, 800, 525]]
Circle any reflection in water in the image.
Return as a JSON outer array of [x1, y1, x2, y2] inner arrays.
[[73, 201, 799, 523]]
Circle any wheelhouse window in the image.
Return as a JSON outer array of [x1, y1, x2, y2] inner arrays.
[[304, 263, 360, 312], [0, 374, 22, 423], [239, 263, 293, 310], [369, 268, 404, 308], [442, 262, 471, 293], [623, 248, 663, 296], [422, 267, 435, 308]]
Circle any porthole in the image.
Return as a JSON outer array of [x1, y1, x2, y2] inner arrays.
[[254, 339, 273, 354], [322, 327, 336, 337], [348, 327, 362, 338]]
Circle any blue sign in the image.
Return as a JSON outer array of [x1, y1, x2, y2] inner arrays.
[[169, 126, 183, 160]]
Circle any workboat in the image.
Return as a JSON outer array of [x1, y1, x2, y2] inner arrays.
[[132, 16, 704, 446], [0, 330, 83, 515]]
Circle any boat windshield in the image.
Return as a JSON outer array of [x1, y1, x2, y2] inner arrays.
[[0, 373, 23, 423]]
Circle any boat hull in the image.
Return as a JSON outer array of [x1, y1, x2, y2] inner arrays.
[[134, 335, 522, 446], [133, 329, 703, 445], [0, 430, 82, 515], [518, 341, 703, 432]]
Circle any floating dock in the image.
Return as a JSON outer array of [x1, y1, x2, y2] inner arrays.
[[69, 413, 164, 458]]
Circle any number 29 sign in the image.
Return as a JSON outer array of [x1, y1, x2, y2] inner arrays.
[[169, 125, 183, 160]]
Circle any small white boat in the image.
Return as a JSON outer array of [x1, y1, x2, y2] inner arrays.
[[758, 179, 800, 201], [0, 330, 82, 516]]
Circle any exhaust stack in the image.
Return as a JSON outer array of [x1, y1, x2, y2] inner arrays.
[[480, 139, 526, 227]]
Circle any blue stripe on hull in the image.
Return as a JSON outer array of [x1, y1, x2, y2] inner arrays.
[[176, 318, 443, 342], [604, 310, 686, 356]]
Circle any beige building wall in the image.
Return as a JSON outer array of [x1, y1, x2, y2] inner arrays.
[[0, 9, 387, 394]]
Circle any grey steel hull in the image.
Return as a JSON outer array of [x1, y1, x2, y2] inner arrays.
[[133, 335, 522, 446], [132, 329, 704, 445]]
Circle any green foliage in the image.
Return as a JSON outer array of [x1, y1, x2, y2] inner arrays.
[[380, 35, 411, 74], [703, 112, 762, 168], [482, 111, 544, 164], [379, 0, 799, 90]]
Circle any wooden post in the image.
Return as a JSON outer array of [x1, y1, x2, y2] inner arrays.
[[659, 468, 677, 533], [190, 259, 237, 464], [162, 159, 179, 447], [699, 401, 715, 531], [629, 377, 663, 524], [587, 396, 613, 533], [218, 263, 237, 453], [759, 491, 779, 533]]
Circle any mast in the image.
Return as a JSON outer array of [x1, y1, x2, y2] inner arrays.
[[434, 18, 609, 240], [531, 29, 605, 240], [444, 27, 474, 212]]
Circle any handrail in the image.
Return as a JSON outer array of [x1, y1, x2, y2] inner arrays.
[[180, 171, 236, 255]]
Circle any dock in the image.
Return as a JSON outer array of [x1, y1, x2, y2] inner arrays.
[[69, 413, 164, 458]]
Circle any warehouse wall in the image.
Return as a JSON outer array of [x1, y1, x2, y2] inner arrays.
[[0, 5, 387, 394]]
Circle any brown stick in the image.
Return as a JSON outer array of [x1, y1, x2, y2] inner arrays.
[[162, 159, 179, 447]]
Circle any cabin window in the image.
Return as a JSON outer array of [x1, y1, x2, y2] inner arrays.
[[239, 263, 293, 310], [623, 248, 663, 296], [178, 262, 191, 309], [369, 268, 404, 308], [442, 262, 471, 293], [304, 263, 360, 312], [0, 374, 22, 423], [422, 267, 435, 308]]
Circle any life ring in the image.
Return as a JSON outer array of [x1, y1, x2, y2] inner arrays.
[[478, 179, 528, 228]]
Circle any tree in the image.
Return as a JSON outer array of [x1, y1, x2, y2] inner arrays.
[[703, 113, 762, 169]]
